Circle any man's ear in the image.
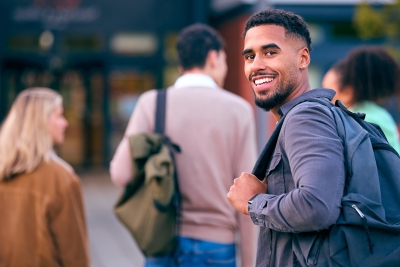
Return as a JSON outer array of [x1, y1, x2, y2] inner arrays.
[[299, 47, 310, 70], [206, 50, 218, 69]]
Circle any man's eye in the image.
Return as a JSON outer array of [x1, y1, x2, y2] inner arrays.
[[266, 51, 276, 56], [245, 55, 255, 60]]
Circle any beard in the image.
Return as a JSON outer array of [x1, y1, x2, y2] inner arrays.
[[253, 82, 294, 112], [252, 69, 298, 111], [254, 87, 292, 111]]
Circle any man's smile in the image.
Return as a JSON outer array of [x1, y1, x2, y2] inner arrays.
[[254, 77, 274, 86], [250, 73, 277, 94]]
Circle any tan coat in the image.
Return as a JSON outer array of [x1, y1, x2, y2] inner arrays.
[[0, 160, 90, 267]]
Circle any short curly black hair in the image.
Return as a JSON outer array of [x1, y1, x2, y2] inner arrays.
[[243, 9, 312, 52], [176, 23, 225, 71], [341, 46, 400, 103]]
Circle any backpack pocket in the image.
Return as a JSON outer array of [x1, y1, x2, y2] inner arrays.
[[329, 201, 400, 267]]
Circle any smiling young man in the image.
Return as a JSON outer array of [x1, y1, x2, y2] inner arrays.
[[227, 9, 346, 267]]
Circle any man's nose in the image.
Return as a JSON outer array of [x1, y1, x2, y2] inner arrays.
[[250, 56, 266, 73]]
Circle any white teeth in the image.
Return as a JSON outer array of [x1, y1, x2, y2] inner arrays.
[[255, 77, 274, 85]]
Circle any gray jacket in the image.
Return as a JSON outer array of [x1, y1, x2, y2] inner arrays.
[[249, 89, 345, 267]]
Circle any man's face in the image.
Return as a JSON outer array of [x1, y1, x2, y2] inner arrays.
[[242, 24, 301, 111]]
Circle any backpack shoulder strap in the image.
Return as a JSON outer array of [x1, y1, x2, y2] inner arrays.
[[252, 117, 285, 180], [310, 98, 389, 142], [155, 89, 167, 135], [153, 88, 182, 256]]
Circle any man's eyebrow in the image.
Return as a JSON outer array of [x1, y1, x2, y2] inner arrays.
[[241, 48, 253, 56], [242, 43, 281, 56], [262, 43, 281, 50]]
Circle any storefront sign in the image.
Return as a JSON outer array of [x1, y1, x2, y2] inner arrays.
[[12, 0, 101, 29]]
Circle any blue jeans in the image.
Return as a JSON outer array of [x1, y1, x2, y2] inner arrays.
[[144, 237, 236, 267]]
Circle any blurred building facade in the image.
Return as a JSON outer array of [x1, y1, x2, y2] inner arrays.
[[0, 0, 392, 168]]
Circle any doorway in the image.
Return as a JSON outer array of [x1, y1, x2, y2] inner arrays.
[[0, 57, 108, 169]]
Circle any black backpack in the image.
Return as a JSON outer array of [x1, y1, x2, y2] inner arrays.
[[253, 98, 400, 267]]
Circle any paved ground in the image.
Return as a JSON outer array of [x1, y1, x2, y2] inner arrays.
[[79, 170, 144, 267], [79, 170, 249, 267]]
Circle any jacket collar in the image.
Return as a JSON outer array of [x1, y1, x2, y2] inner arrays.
[[278, 88, 336, 117]]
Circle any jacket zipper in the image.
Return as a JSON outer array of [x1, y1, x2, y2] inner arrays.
[[267, 229, 273, 267], [312, 230, 328, 265]]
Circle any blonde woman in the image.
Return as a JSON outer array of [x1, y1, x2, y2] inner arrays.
[[0, 88, 90, 267]]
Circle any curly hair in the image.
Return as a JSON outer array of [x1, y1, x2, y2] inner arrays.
[[176, 23, 225, 71], [341, 46, 400, 103], [243, 9, 312, 52]]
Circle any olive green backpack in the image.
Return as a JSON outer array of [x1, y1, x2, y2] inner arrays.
[[114, 89, 181, 257]]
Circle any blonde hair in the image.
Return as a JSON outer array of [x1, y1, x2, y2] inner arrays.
[[0, 88, 63, 181]]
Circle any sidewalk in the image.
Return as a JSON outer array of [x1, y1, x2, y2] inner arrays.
[[79, 170, 144, 267]]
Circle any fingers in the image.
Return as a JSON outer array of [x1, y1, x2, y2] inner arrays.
[[240, 173, 266, 186], [241, 172, 259, 180], [226, 186, 237, 209], [228, 172, 268, 215]]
